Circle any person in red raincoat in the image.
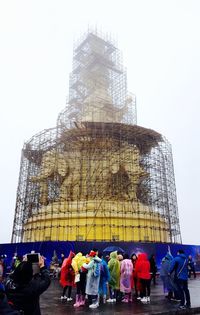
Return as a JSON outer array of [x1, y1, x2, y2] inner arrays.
[[135, 253, 151, 303], [59, 251, 75, 300]]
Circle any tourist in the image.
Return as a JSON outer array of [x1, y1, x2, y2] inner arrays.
[[115, 252, 124, 301], [0, 257, 4, 283], [107, 251, 120, 303], [13, 255, 23, 270], [98, 252, 110, 304], [120, 253, 133, 302], [160, 251, 174, 299], [50, 250, 60, 279], [0, 283, 20, 315], [92, 248, 99, 256], [60, 253, 65, 265], [59, 251, 75, 301], [0, 255, 8, 279], [169, 249, 191, 309], [5, 256, 51, 315], [188, 255, 196, 279], [131, 253, 138, 297], [135, 253, 151, 303], [82, 250, 101, 309], [117, 253, 124, 264], [149, 254, 157, 285], [11, 253, 17, 271], [72, 252, 90, 307]]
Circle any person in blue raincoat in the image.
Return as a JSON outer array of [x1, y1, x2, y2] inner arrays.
[[160, 252, 176, 299], [98, 253, 110, 303]]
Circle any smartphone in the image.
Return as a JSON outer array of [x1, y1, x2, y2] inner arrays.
[[26, 253, 41, 275], [27, 253, 40, 263]]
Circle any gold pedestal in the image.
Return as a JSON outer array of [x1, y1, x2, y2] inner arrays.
[[23, 200, 169, 243]]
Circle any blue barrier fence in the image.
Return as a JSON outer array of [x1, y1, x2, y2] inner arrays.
[[1, 241, 200, 271]]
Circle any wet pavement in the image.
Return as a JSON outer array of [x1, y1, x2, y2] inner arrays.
[[40, 277, 200, 315]]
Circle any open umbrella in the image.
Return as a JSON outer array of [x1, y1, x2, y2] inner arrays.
[[103, 246, 125, 254]]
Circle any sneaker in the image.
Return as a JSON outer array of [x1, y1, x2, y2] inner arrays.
[[67, 297, 73, 301], [137, 297, 142, 300], [146, 296, 150, 303], [89, 302, 99, 309], [122, 298, 129, 303], [60, 296, 67, 300], [178, 305, 186, 310], [112, 298, 116, 302], [141, 297, 148, 303], [171, 298, 181, 302], [107, 298, 113, 303]]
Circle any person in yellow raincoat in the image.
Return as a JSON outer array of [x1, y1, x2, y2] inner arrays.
[[72, 252, 90, 307]]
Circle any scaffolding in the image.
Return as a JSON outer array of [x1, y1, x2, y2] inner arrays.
[[11, 31, 181, 243]]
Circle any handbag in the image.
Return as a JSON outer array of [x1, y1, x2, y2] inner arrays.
[[75, 273, 80, 283]]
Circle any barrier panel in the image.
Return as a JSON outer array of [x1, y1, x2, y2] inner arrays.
[[1, 241, 200, 271]]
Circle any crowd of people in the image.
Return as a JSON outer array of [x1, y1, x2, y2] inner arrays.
[[58, 248, 194, 310], [0, 248, 196, 313]]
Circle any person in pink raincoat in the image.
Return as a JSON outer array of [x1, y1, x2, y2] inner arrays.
[[120, 254, 133, 302], [59, 251, 75, 301]]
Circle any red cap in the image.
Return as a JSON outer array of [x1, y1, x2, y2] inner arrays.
[[89, 250, 97, 257]]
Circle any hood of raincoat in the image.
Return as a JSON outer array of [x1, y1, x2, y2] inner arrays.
[[68, 251, 75, 260], [110, 251, 117, 259], [137, 253, 148, 261], [72, 252, 88, 272], [61, 251, 75, 269]]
